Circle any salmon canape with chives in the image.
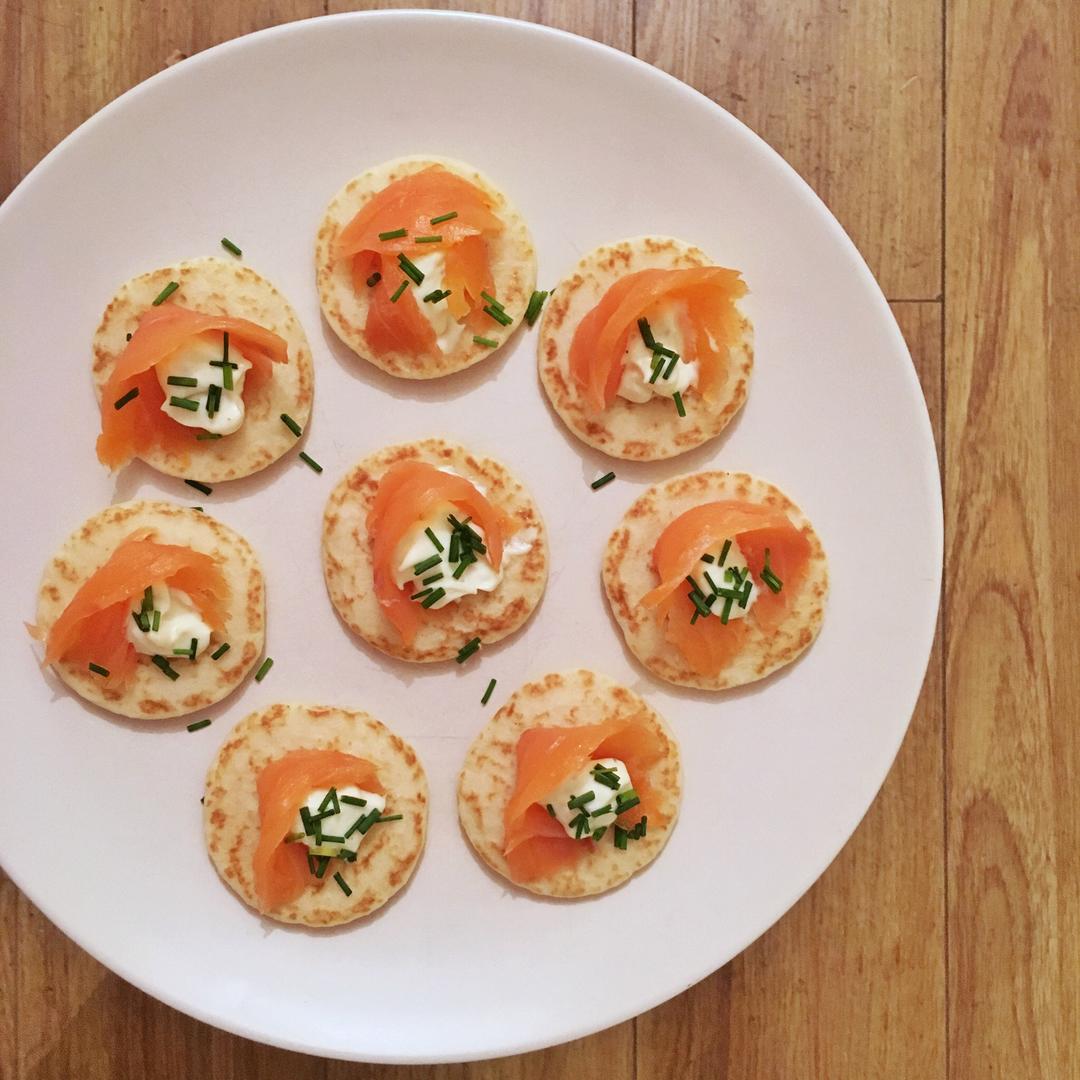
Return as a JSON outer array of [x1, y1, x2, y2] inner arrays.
[[315, 156, 537, 379], [29, 501, 265, 719], [538, 236, 753, 460], [93, 257, 314, 483], [603, 471, 829, 691], [458, 670, 681, 898], [203, 703, 427, 926], [322, 438, 548, 663]]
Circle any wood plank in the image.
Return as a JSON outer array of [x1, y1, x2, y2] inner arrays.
[[944, 0, 1080, 1077], [635, 302, 947, 1079], [634, 0, 942, 301]]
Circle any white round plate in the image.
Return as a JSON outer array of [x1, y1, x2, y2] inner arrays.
[[0, 11, 941, 1065]]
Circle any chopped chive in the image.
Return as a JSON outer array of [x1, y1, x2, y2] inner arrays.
[[673, 391, 686, 417], [739, 580, 753, 607], [410, 588, 432, 601], [318, 833, 346, 845], [280, 413, 303, 438], [655, 345, 679, 360], [152, 281, 179, 306], [590, 803, 613, 818], [206, 384, 221, 418], [419, 574, 443, 588], [113, 387, 140, 410], [373, 813, 403, 824], [413, 553, 442, 576], [480, 678, 497, 705], [572, 813, 591, 839], [306, 852, 317, 875], [424, 527, 444, 552], [592, 826, 608, 842], [719, 539, 732, 565], [131, 610, 149, 632], [141, 585, 154, 615], [762, 570, 783, 593], [590, 471, 616, 491], [355, 808, 382, 836], [221, 362, 233, 392], [191, 506, 204, 512], [333, 871, 353, 897], [448, 532, 460, 564], [389, 279, 409, 303], [704, 570, 721, 594], [255, 657, 274, 682], [720, 596, 734, 624], [546, 803, 556, 817], [422, 288, 451, 303], [125, 332, 133, 341], [318, 787, 339, 814], [340, 795, 367, 807], [456, 637, 481, 664], [366, 271, 382, 287], [614, 826, 629, 851], [483, 304, 513, 326], [452, 556, 473, 580], [701, 553, 715, 564], [691, 609, 701, 624], [299, 452, 323, 474], [300, 807, 316, 836], [151, 655, 180, 680], [648, 350, 664, 384], [88, 662, 110, 678], [220, 237, 242, 257], [211, 642, 230, 660], [169, 395, 200, 411], [686, 574, 704, 594], [196, 432, 222, 440], [637, 816, 648, 838], [378, 227, 407, 240], [397, 252, 424, 285], [473, 335, 498, 348], [420, 588, 445, 609], [480, 290, 504, 310], [185, 479, 212, 495], [637, 317, 655, 349], [166, 375, 198, 387], [524, 290, 549, 327], [689, 591, 712, 617], [186, 718, 212, 732], [663, 354, 679, 379], [567, 791, 596, 810], [592, 769, 621, 790], [151, 610, 161, 632], [615, 792, 641, 816], [314, 855, 330, 879], [414, 234, 442, 244], [429, 210, 458, 225]]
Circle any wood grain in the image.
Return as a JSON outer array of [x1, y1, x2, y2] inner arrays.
[[945, 0, 1080, 1077]]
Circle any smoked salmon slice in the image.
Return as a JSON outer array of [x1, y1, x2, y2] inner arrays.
[[569, 266, 747, 414], [367, 461, 510, 646], [98, 303, 289, 470], [253, 749, 384, 911], [43, 534, 229, 686], [641, 501, 812, 675], [334, 166, 504, 359], [503, 720, 667, 883]]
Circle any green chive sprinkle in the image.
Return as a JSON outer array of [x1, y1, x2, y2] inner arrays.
[[420, 588, 445, 608], [378, 227, 407, 240], [720, 597, 734, 624], [546, 803, 556, 817], [333, 871, 353, 897], [113, 387, 139, 410], [701, 553, 715, 564], [483, 304, 513, 326], [186, 718, 212, 732], [590, 471, 616, 491], [152, 610, 161, 632], [648, 351, 664, 384], [410, 588, 433, 601], [567, 791, 596, 810], [169, 396, 199, 411], [196, 432, 222, 440], [637, 317, 656, 349], [389, 279, 409, 303], [424, 527, 444, 552], [185, 479, 212, 495], [355, 808, 382, 836], [572, 813, 591, 839], [524, 290, 548, 327], [220, 237, 242, 257], [452, 557, 473, 580], [88, 662, 110, 678], [151, 655, 180, 680], [423, 288, 451, 303], [318, 787, 340, 814], [673, 391, 686, 417], [719, 539, 732, 565], [299, 452, 323, 474], [480, 678, 497, 706], [455, 637, 481, 664], [254, 657, 274, 682], [132, 610, 149, 633], [414, 234, 442, 244], [590, 803, 613, 818], [413, 553, 442, 576], [663, 354, 679, 379], [397, 252, 424, 285], [192, 506, 203, 512], [206, 384, 221, 417], [280, 413, 303, 438], [373, 813, 403, 824], [691, 610, 701, 625], [637, 816, 648, 837], [366, 272, 382, 287], [421, 573, 443, 586], [762, 570, 783, 594], [125, 332, 133, 341], [591, 768, 621, 790], [341, 795, 367, 807], [615, 792, 641, 815], [167, 375, 198, 387], [655, 345, 678, 359], [211, 642, 230, 660], [473, 335, 498, 348], [300, 807, 316, 836], [152, 281, 179, 306], [614, 825, 629, 851], [429, 210, 458, 225], [592, 826, 608, 842], [306, 852, 317, 874], [314, 855, 330, 880]]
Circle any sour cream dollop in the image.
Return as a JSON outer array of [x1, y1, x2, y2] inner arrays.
[[157, 333, 252, 436], [616, 301, 699, 404], [290, 785, 387, 859], [410, 252, 466, 353], [545, 757, 635, 839], [126, 583, 211, 658]]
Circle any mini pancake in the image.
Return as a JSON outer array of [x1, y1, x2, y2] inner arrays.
[[34, 500, 264, 719], [92, 256, 314, 482], [203, 703, 428, 927], [322, 438, 548, 663], [457, 669, 681, 898], [603, 471, 829, 690], [538, 236, 753, 460], [315, 155, 536, 379]]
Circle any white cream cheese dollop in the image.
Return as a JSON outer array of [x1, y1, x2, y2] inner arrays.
[[291, 785, 387, 859], [126, 583, 212, 658], [702, 537, 759, 622], [410, 252, 466, 353], [546, 758, 635, 839], [156, 333, 252, 436], [616, 301, 699, 404]]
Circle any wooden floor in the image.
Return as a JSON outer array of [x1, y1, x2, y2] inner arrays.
[[2, 1, 1076, 1076]]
